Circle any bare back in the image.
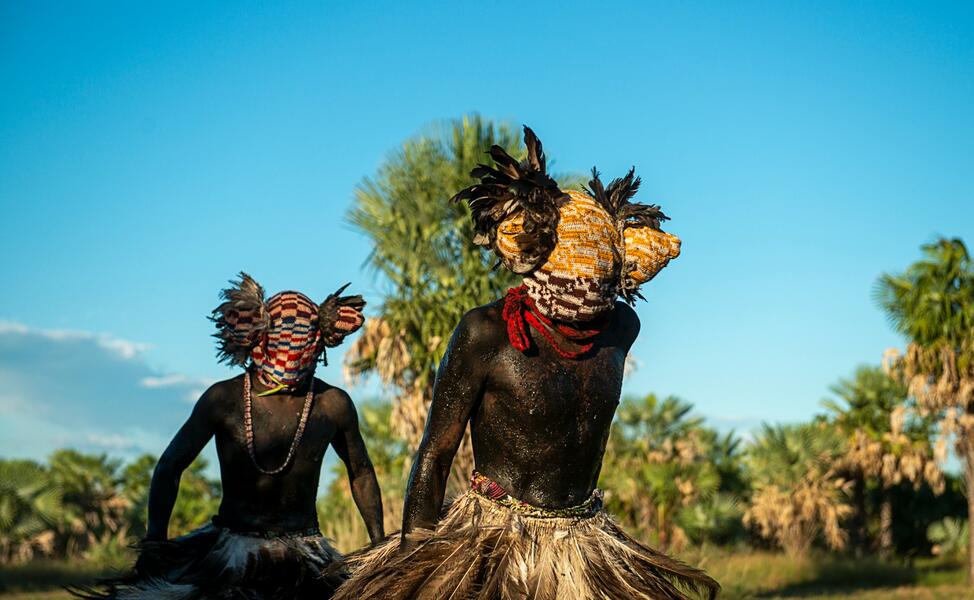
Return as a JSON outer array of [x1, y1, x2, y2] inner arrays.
[[207, 375, 342, 532], [146, 374, 383, 541]]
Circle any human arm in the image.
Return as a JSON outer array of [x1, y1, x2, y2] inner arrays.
[[329, 389, 385, 543], [400, 310, 492, 541], [144, 389, 216, 541]]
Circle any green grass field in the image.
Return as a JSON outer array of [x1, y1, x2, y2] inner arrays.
[[0, 551, 969, 599]]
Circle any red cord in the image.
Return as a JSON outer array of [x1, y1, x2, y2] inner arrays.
[[501, 285, 604, 359]]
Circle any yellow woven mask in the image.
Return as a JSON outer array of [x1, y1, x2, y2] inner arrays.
[[623, 225, 682, 287], [453, 126, 680, 321]]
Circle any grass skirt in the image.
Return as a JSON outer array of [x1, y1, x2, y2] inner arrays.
[[334, 491, 719, 600], [70, 523, 346, 600]]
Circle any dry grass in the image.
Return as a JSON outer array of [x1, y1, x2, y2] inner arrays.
[[0, 552, 968, 598], [686, 548, 966, 599]]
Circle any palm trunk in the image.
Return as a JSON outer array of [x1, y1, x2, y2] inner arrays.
[[879, 487, 893, 560], [852, 474, 866, 558], [657, 503, 668, 551]]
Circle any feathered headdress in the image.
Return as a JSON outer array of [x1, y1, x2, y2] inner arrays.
[[211, 272, 269, 367], [451, 126, 568, 273], [210, 273, 366, 381], [317, 283, 367, 350], [585, 168, 672, 303]]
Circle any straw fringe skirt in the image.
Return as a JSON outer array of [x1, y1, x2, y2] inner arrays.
[[70, 524, 347, 600], [334, 491, 719, 600]]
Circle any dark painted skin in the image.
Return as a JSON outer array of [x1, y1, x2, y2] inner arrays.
[[145, 372, 384, 543], [402, 299, 639, 540]]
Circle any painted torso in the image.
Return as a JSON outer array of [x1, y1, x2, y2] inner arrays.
[[455, 300, 637, 508]]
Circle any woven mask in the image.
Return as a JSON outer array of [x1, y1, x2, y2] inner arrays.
[[211, 273, 365, 390], [453, 127, 680, 322]]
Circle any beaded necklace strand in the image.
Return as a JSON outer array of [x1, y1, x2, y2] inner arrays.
[[243, 371, 314, 475]]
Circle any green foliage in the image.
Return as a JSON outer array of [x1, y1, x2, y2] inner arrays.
[[121, 453, 219, 538], [746, 423, 845, 489], [876, 238, 974, 348], [0, 460, 63, 561], [0, 451, 218, 565], [928, 517, 970, 559], [824, 366, 914, 435], [743, 423, 852, 555], [822, 365, 944, 557], [346, 115, 522, 389], [601, 394, 729, 549], [875, 238, 974, 577], [676, 492, 745, 546]]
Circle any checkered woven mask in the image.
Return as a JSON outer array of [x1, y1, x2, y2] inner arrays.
[[212, 274, 367, 391], [497, 191, 619, 321], [250, 292, 324, 388]]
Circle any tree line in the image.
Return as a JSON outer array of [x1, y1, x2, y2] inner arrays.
[[2, 115, 971, 587]]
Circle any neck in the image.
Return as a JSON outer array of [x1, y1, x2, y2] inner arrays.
[[250, 369, 313, 396]]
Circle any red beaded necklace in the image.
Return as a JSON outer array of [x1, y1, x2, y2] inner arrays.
[[243, 372, 314, 475]]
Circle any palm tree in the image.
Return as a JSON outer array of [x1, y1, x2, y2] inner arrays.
[[600, 394, 720, 551], [47, 449, 129, 557], [119, 454, 220, 539], [343, 115, 523, 491], [823, 365, 944, 558], [0, 459, 63, 562], [928, 516, 970, 559], [743, 423, 851, 556], [876, 238, 974, 581]]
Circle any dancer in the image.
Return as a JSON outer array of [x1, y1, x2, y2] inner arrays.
[[74, 274, 383, 600], [335, 127, 718, 600]]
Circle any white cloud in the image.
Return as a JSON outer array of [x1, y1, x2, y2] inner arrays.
[[141, 373, 212, 389], [0, 321, 215, 462], [0, 320, 150, 360]]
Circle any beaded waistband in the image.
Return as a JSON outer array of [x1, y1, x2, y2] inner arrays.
[[469, 471, 603, 519], [212, 517, 321, 539]]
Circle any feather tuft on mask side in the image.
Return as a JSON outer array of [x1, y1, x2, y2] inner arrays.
[[451, 126, 567, 274], [210, 272, 269, 366], [586, 167, 669, 230], [317, 283, 366, 353], [586, 168, 677, 304]]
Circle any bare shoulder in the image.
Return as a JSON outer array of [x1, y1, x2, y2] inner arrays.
[[190, 375, 242, 418], [313, 379, 358, 428], [611, 301, 641, 347], [455, 299, 507, 346]]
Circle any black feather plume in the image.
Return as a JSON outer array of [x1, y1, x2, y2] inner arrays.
[[451, 125, 567, 274], [209, 272, 268, 366], [586, 168, 672, 305], [586, 167, 668, 230]]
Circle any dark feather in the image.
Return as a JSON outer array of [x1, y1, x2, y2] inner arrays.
[[451, 125, 567, 274], [209, 272, 269, 367], [586, 167, 673, 304], [68, 525, 346, 600], [318, 284, 366, 343]]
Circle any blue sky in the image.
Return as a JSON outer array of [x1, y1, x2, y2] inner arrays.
[[1, 1, 972, 469]]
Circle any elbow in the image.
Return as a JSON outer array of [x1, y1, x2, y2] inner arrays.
[[151, 458, 181, 487]]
